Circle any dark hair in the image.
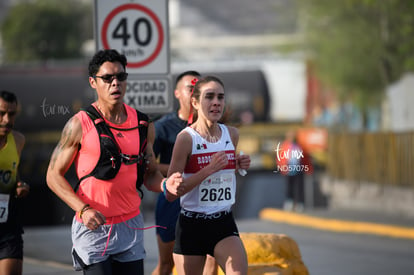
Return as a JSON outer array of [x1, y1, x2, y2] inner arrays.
[[191, 75, 224, 102], [88, 49, 127, 77], [175, 70, 201, 88], [190, 75, 225, 123], [0, 90, 18, 105]]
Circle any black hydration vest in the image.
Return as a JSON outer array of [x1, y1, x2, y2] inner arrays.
[[73, 105, 149, 197]]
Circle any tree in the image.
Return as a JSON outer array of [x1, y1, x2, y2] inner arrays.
[[1, 0, 92, 62], [297, 0, 414, 111]]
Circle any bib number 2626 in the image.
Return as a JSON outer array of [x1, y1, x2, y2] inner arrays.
[[199, 173, 234, 206]]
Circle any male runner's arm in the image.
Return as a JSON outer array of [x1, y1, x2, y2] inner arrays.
[[46, 117, 85, 211], [13, 130, 29, 198], [143, 122, 181, 199], [46, 116, 106, 230]]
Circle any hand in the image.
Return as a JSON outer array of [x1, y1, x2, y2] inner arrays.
[[15, 182, 30, 198], [207, 151, 229, 174], [81, 208, 106, 230], [237, 152, 251, 170], [164, 172, 183, 201]]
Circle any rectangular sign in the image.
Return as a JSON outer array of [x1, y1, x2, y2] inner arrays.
[[95, 0, 169, 74], [124, 76, 172, 113], [95, 0, 172, 114]]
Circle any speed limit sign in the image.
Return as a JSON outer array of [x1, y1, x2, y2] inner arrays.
[[95, 0, 172, 114], [95, 0, 169, 74]]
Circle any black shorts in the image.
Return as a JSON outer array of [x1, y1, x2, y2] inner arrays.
[[0, 233, 23, 260], [173, 210, 239, 257]]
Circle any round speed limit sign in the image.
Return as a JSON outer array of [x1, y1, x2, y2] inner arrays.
[[96, 1, 169, 74]]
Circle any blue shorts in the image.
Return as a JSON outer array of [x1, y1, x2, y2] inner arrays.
[[155, 193, 181, 242]]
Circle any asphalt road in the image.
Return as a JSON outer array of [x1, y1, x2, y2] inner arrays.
[[23, 216, 414, 275], [22, 171, 414, 274]]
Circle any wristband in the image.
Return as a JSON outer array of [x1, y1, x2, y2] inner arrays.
[[162, 179, 168, 197], [79, 204, 91, 220]]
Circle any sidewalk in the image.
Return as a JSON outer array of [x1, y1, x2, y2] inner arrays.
[[22, 207, 414, 274]]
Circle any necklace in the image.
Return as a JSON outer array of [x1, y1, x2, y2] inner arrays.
[[197, 126, 221, 143]]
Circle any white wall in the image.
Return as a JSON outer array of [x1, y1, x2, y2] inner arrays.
[[262, 59, 307, 122], [385, 73, 414, 131]]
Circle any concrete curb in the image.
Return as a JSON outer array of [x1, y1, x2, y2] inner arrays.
[[259, 208, 414, 240]]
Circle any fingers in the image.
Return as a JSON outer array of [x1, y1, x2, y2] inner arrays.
[[210, 151, 228, 172], [214, 151, 227, 162], [87, 219, 99, 230], [83, 209, 106, 230], [164, 176, 180, 201], [15, 182, 30, 198], [237, 154, 251, 170], [176, 185, 186, 197], [166, 173, 183, 196], [170, 172, 183, 182]]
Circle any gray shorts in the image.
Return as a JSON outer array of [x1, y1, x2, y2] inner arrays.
[[71, 213, 146, 271]]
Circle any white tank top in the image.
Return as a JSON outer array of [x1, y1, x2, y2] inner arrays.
[[181, 124, 236, 214]]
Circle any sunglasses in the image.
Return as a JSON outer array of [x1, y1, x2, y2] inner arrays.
[[94, 72, 128, 83]]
